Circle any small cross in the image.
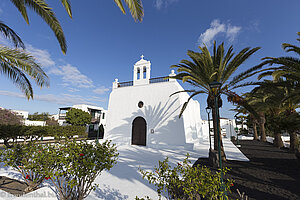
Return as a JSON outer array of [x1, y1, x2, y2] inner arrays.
[[141, 55, 144, 60]]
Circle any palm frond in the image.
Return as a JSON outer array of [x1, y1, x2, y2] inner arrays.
[[178, 91, 206, 118], [10, 0, 29, 24], [23, 0, 67, 54], [169, 90, 196, 97], [123, 0, 144, 22], [59, 0, 72, 18], [0, 21, 25, 48], [0, 46, 49, 98]]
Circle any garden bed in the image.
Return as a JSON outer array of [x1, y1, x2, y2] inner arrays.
[[195, 140, 300, 200], [0, 176, 28, 196]]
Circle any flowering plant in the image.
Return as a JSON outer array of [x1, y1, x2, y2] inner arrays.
[[139, 154, 233, 200], [0, 142, 56, 192], [42, 139, 118, 200]]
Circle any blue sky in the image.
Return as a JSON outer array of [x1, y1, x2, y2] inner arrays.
[[0, 0, 300, 119]]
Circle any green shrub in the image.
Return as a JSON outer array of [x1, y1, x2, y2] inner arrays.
[[43, 139, 118, 200], [139, 154, 233, 200], [0, 142, 55, 192], [0, 125, 86, 147], [0, 139, 118, 199]]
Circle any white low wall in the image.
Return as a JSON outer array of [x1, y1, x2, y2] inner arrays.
[[24, 120, 46, 126]]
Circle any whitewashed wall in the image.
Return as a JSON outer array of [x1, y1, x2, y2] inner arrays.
[[105, 80, 203, 148]]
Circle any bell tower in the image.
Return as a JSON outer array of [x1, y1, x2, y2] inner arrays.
[[133, 55, 151, 86]]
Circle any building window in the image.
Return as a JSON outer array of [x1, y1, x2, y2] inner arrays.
[[138, 101, 144, 108], [102, 113, 105, 119]]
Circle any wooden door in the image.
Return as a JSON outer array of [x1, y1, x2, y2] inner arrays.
[[132, 117, 146, 146]]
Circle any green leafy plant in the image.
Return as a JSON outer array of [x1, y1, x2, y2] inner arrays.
[[65, 108, 91, 126], [43, 139, 118, 200], [0, 139, 118, 199], [28, 112, 49, 121], [0, 142, 55, 192], [139, 154, 233, 200], [0, 125, 86, 147]]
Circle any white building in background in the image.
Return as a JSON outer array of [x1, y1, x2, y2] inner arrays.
[[58, 104, 107, 137], [201, 117, 247, 139], [11, 109, 47, 126], [105, 56, 207, 149], [10, 109, 29, 120], [0, 108, 46, 126]]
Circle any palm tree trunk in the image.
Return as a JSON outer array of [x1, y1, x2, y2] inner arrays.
[[212, 102, 226, 161], [289, 131, 299, 153], [273, 132, 283, 148], [253, 122, 258, 140], [259, 112, 266, 142]]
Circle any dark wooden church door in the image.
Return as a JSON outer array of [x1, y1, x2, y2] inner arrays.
[[132, 117, 146, 146]]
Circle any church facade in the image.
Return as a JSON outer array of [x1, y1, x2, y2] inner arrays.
[[105, 56, 205, 149]]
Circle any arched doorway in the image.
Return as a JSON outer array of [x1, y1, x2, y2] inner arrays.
[[132, 117, 147, 146]]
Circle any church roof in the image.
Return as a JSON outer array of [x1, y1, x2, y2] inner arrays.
[[135, 55, 149, 65]]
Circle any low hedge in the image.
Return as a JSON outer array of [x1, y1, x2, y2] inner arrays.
[[0, 125, 86, 147]]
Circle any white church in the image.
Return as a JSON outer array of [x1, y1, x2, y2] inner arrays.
[[105, 56, 207, 149]]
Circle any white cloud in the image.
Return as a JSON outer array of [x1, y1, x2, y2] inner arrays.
[[155, 0, 163, 9], [198, 20, 226, 47], [0, 90, 25, 98], [49, 64, 94, 88], [93, 86, 109, 95], [197, 19, 242, 47], [154, 0, 178, 10], [67, 88, 80, 93], [26, 44, 55, 67], [0, 90, 105, 105], [0, 39, 55, 68], [248, 20, 260, 32], [226, 24, 241, 42], [86, 95, 106, 102]]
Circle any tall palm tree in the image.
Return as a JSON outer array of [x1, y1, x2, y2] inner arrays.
[[253, 81, 300, 151], [171, 41, 260, 160], [1, 0, 144, 99], [231, 105, 259, 140], [242, 32, 300, 152]]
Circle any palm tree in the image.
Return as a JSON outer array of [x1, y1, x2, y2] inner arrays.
[[114, 0, 144, 22], [242, 33, 300, 152], [246, 84, 285, 145], [8, 0, 144, 54], [1, 0, 144, 99], [231, 105, 259, 140], [171, 41, 260, 160]]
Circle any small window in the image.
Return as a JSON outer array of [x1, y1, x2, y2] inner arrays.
[[102, 113, 105, 119], [138, 101, 144, 108]]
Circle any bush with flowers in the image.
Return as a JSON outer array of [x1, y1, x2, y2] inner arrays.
[[138, 154, 233, 200], [0, 142, 56, 192], [42, 139, 118, 200], [0, 139, 118, 199]]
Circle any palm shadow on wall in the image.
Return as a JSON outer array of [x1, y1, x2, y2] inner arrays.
[[108, 97, 188, 146]]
